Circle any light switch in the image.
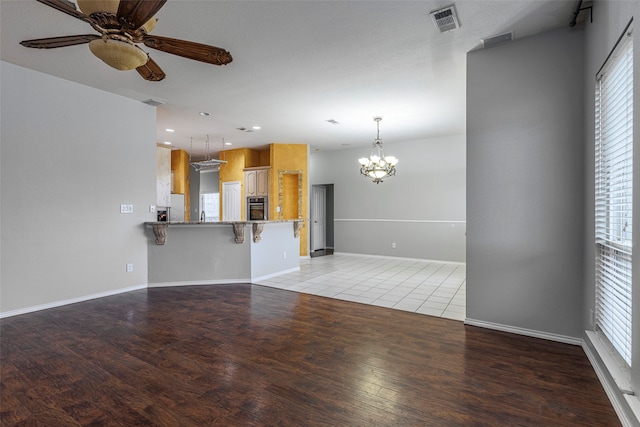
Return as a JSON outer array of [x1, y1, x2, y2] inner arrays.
[[120, 204, 134, 214]]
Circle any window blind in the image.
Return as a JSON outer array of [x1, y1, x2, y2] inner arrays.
[[594, 22, 633, 367]]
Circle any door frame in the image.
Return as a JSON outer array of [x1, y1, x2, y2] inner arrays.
[[311, 184, 327, 252]]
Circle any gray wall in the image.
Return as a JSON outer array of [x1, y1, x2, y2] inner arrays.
[[147, 223, 300, 284], [148, 225, 251, 284], [309, 134, 466, 262], [200, 170, 219, 194], [0, 61, 157, 315], [189, 166, 200, 220], [466, 28, 585, 339]]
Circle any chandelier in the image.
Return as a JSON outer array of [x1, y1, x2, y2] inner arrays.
[[358, 117, 398, 184], [190, 135, 228, 172]]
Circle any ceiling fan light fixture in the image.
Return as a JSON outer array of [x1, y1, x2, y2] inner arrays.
[[76, 0, 119, 16], [88, 38, 148, 70], [141, 17, 158, 34]]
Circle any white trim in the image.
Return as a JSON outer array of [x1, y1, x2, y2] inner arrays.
[[623, 396, 640, 427], [464, 318, 582, 346], [148, 279, 250, 288], [335, 218, 466, 224], [252, 267, 301, 283], [0, 284, 147, 319], [583, 333, 638, 427], [585, 331, 633, 394], [334, 251, 466, 266]]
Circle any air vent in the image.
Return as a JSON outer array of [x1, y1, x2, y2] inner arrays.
[[142, 98, 166, 106], [430, 5, 460, 33], [481, 32, 514, 49]]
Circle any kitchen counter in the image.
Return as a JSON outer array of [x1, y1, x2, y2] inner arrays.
[[145, 220, 303, 287], [145, 219, 305, 245]]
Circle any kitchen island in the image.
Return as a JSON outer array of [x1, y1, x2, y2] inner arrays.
[[145, 220, 303, 287]]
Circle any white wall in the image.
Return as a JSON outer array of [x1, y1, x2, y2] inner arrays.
[[466, 27, 585, 340], [0, 61, 157, 315], [309, 134, 466, 262]]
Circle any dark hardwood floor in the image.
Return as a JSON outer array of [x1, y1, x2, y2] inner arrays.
[[1, 284, 620, 426]]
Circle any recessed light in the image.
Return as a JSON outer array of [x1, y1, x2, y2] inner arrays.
[[252, 126, 261, 130], [224, 141, 233, 146], [163, 141, 172, 145], [199, 112, 210, 116], [165, 128, 175, 132]]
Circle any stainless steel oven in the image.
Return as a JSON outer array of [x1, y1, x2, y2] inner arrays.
[[247, 197, 268, 220]]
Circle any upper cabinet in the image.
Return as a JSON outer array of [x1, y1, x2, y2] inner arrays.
[[244, 167, 270, 197]]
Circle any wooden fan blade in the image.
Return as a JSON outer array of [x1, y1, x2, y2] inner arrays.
[[142, 36, 233, 66], [136, 57, 166, 82], [36, 0, 95, 25], [117, 0, 167, 30], [20, 34, 100, 49]]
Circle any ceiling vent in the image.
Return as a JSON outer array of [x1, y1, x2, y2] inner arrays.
[[142, 98, 166, 107], [481, 32, 514, 49], [430, 5, 460, 33]]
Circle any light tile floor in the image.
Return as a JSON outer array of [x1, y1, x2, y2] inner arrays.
[[255, 253, 466, 321]]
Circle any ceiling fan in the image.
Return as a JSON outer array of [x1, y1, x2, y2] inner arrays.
[[20, 0, 233, 81]]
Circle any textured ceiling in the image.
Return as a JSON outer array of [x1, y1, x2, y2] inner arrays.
[[0, 0, 581, 158]]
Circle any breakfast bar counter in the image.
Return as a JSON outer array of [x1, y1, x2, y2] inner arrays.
[[144, 220, 303, 287]]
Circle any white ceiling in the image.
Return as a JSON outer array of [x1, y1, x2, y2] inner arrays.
[[0, 0, 580, 159]]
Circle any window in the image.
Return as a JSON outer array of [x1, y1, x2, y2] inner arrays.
[[201, 193, 220, 222], [594, 22, 633, 367]]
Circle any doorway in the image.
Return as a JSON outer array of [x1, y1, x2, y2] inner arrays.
[[311, 184, 334, 257]]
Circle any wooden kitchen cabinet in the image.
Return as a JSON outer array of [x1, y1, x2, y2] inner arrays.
[[244, 167, 269, 197]]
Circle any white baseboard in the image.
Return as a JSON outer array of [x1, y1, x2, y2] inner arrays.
[[148, 279, 250, 288], [252, 267, 301, 283], [464, 318, 582, 346], [0, 284, 147, 319], [334, 251, 466, 265]]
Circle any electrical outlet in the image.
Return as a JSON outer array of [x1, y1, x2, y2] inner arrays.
[[126, 263, 133, 272], [391, 242, 397, 249]]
